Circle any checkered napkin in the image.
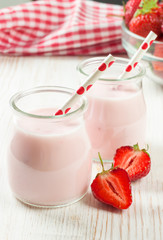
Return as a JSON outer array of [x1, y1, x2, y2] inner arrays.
[[0, 0, 124, 56]]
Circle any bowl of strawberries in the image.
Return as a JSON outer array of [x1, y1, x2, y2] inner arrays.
[[122, 0, 163, 84]]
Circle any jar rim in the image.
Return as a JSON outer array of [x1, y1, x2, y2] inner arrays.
[[77, 57, 146, 83], [9, 86, 88, 119]]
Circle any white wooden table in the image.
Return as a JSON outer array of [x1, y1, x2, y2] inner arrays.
[[0, 55, 163, 240]]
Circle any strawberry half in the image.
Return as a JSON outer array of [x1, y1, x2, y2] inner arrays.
[[113, 144, 151, 182], [91, 153, 132, 210]]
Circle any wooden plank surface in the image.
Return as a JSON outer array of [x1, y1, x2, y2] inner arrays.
[[0, 56, 162, 240]]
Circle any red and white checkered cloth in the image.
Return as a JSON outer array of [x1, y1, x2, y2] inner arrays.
[[0, 0, 124, 56]]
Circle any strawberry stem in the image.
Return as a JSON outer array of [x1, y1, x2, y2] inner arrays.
[[133, 143, 140, 151], [122, 0, 126, 13], [98, 152, 105, 172]]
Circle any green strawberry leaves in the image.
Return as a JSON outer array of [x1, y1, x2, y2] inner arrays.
[[134, 0, 159, 17]]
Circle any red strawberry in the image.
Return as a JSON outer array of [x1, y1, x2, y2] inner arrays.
[[91, 153, 132, 210], [129, 0, 162, 38], [113, 144, 151, 182], [124, 0, 141, 27]]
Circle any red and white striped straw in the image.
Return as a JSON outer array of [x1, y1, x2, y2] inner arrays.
[[118, 31, 157, 79], [55, 54, 115, 115]]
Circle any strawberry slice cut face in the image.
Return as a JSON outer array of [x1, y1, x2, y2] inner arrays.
[[91, 153, 132, 210]]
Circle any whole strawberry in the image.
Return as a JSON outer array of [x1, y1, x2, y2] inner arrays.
[[113, 144, 151, 182], [91, 153, 132, 209], [129, 0, 162, 38], [125, 0, 141, 27]]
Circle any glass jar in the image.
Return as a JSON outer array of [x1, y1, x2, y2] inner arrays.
[[77, 57, 146, 161], [8, 86, 92, 207]]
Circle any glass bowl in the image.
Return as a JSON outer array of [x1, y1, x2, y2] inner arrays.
[[122, 21, 163, 85]]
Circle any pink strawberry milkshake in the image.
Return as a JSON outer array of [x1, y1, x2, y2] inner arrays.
[[77, 57, 146, 161], [8, 87, 92, 207]]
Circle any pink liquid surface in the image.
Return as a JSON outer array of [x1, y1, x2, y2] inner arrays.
[[85, 83, 146, 160], [8, 108, 92, 206]]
